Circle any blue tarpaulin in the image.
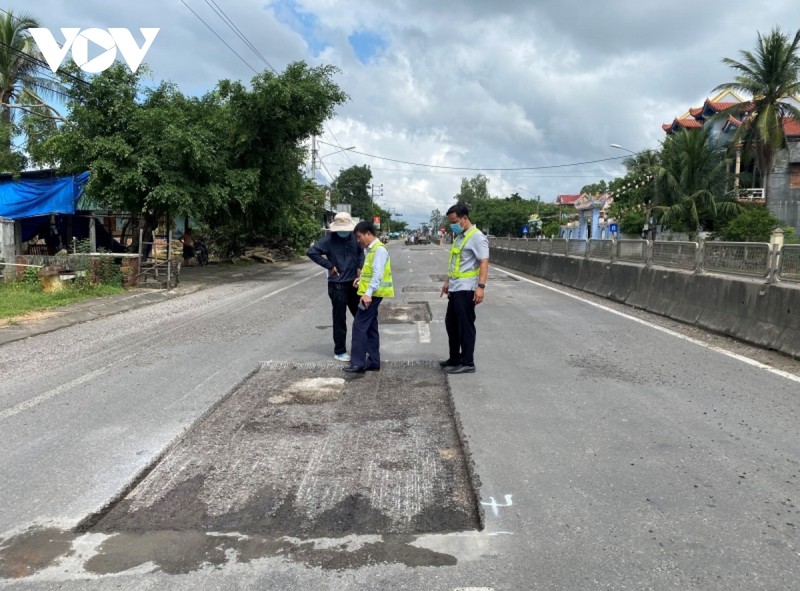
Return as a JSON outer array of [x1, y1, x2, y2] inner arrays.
[[0, 172, 89, 219]]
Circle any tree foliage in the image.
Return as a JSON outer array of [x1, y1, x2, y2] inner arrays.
[[42, 60, 347, 253], [718, 204, 793, 242], [454, 173, 491, 210], [0, 10, 66, 171], [715, 27, 800, 196], [655, 129, 739, 233], [330, 165, 373, 220]]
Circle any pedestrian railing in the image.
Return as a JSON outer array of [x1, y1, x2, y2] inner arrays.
[[550, 238, 568, 255], [702, 242, 771, 278], [566, 239, 587, 257], [779, 245, 800, 282], [486, 236, 796, 287], [616, 239, 649, 264], [588, 239, 614, 261], [651, 241, 698, 270]]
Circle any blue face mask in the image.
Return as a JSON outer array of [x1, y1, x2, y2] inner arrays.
[[450, 222, 463, 234], [337, 231, 351, 238]]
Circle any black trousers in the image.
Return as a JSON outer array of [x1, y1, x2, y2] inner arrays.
[[350, 297, 383, 369], [328, 281, 361, 354], [445, 290, 477, 366]]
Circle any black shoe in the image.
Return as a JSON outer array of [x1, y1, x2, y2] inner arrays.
[[342, 366, 366, 373], [365, 365, 381, 372], [445, 364, 475, 374], [439, 359, 460, 368]]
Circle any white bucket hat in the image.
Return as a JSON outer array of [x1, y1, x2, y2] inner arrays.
[[329, 212, 356, 232]]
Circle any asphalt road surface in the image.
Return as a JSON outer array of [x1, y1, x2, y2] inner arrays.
[[1, 241, 799, 590]]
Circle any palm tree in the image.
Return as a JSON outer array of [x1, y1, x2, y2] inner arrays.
[[655, 129, 739, 235], [714, 27, 800, 202], [0, 10, 66, 158]]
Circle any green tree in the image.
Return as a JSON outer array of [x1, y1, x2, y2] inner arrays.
[[719, 204, 793, 242], [430, 208, 444, 233], [715, 27, 800, 200], [455, 173, 491, 210], [0, 10, 66, 171], [218, 62, 347, 246], [471, 195, 541, 236], [331, 165, 373, 220], [45, 64, 259, 253], [655, 129, 739, 235]]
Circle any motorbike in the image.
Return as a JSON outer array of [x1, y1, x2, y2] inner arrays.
[[194, 240, 209, 266]]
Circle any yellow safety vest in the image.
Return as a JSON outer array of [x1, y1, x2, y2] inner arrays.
[[448, 226, 480, 279], [358, 240, 394, 297]]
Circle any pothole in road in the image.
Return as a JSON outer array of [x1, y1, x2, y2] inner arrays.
[[379, 301, 432, 323], [0, 361, 481, 578]]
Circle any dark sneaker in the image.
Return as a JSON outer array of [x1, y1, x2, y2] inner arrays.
[[444, 365, 476, 374], [342, 366, 366, 373], [439, 359, 459, 368]]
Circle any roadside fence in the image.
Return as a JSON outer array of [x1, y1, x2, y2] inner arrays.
[[489, 230, 798, 285]]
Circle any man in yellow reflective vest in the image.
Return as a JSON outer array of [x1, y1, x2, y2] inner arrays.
[[343, 221, 394, 373], [439, 203, 490, 374]]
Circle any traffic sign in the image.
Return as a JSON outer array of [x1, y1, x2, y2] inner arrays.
[[522, 225, 529, 235], [609, 223, 618, 234], [373, 216, 381, 225]]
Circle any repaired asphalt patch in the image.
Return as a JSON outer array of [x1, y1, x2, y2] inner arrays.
[[89, 361, 478, 537], [1, 362, 480, 578]]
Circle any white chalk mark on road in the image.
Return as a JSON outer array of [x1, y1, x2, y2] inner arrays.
[[481, 494, 513, 516]]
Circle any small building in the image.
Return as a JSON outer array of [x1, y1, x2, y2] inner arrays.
[[662, 90, 800, 232]]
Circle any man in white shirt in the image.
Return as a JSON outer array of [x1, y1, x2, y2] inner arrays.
[[343, 221, 394, 374], [439, 203, 490, 374]]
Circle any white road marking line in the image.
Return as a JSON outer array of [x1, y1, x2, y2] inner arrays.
[[499, 267, 800, 385], [417, 321, 431, 343], [0, 366, 112, 421], [0, 276, 320, 421]]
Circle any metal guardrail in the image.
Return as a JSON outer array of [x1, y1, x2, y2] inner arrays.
[[487, 235, 799, 286], [566, 239, 587, 257], [616, 239, 648, 264], [651, 241, 698, 270], [588, 239, 614, 261], [550, 238, 567, 255], [779, 244, 800, 282], [702, 242, 770, 277]]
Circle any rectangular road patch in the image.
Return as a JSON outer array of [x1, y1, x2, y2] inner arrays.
[[90, 362, 479, 538]]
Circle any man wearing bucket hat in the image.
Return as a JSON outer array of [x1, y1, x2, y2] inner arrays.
[[307, 212, 365, 362]]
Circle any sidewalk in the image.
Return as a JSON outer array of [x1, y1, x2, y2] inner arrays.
[[0, 260, 298, 346]]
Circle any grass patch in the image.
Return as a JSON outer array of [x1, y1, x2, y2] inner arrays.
[[0, 281, 125, 321]]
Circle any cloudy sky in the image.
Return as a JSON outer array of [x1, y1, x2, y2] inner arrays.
[[9, 0, 800, 227]]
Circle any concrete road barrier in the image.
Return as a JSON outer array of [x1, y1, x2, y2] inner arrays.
[[492, 247, 800, 358]]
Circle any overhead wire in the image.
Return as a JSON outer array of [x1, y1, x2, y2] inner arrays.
[[179, 0, 259, 75], [203, 0, 278, 73]]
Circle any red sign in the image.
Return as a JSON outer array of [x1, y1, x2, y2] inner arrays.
[[373, 216, 381, 224]]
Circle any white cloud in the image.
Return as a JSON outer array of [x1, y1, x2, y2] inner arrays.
[[8, 0, 800, 228]]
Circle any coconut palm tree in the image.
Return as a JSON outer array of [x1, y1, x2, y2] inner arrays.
[[655, 128, 739, 235], [0, 10, 66, 159], [714, 27, 800, 202]]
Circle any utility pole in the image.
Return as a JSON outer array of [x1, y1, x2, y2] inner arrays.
[[310, 135, 317, 180], [369, 183, 383, 216]]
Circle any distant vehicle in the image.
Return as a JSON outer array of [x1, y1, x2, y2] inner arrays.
[[416, 233, 430, 245]]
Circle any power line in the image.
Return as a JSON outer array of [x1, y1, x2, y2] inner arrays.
[[179, 0, 259, 75], [203, 0, 278, 73], [316, 140, 628, 172]]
